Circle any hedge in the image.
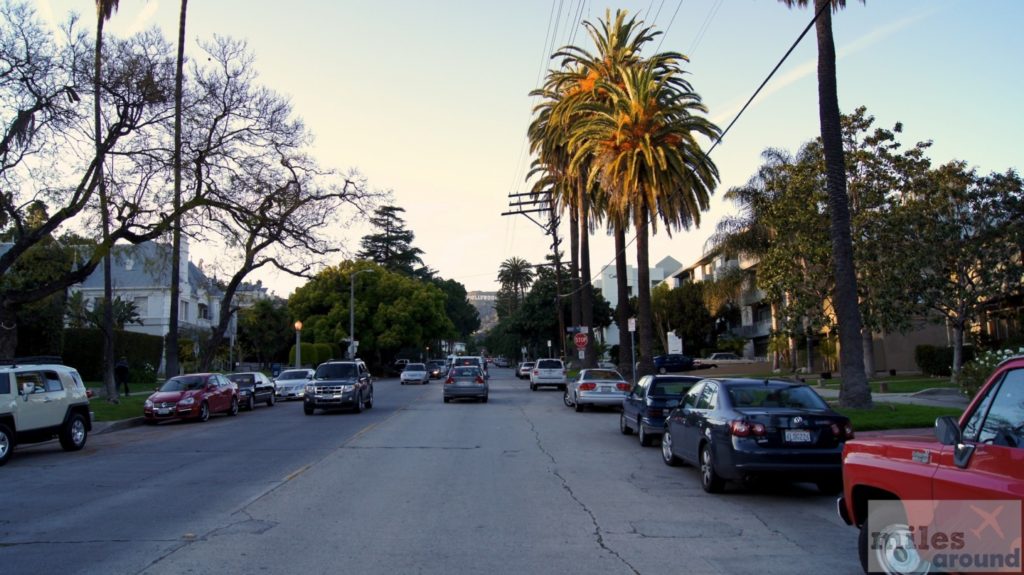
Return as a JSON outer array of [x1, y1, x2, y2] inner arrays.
[[915, 344, 975, 377], [62, 328, 164, 383]]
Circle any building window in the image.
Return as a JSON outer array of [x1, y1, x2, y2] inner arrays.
[[134, 297, 148, 317], [180, 301, 189, 321], [198, 303, 209, 320]]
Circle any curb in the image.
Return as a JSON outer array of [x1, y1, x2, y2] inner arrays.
[[93, 417, 147, 435]]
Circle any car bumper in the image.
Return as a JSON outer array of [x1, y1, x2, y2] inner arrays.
[[576, 391, 628, 406], [144, 405, 200, 421], [444, 385, 488, 399], [531, 378, 566, 387], [276, 387, 305, 399], [639, 416, 668, 434], [401, 378, 427, 384], [719, 441, 843, 480], [304, 392, 359, 408]]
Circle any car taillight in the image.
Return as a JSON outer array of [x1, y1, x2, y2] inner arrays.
[[86, 389, 95, 398], [844, 422, 854, 439], [475, 376, 485, 384], [579, 383, 596, 391], [616, 383, 630, 392], [445, 377, 454, 385], [533, 369, 539, 376], [730, 420, 766, 437]]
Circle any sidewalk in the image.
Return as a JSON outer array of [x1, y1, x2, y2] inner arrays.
[[814, 385, 969, 409]]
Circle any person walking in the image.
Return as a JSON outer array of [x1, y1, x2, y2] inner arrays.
[[115, 357, 130, 397]]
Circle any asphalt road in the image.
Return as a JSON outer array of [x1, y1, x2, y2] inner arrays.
[[0, 368, 864, 574]]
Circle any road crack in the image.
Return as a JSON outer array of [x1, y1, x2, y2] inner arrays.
[[519, 407, 640, 575]]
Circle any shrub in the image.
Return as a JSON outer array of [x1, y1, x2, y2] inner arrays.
[[914, 345, 976, 377], [62, 328, 163, 381], [956, 347, 1024, 398]]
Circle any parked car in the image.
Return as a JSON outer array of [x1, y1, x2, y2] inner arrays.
[[652, 354, 695, 374], [517, 362, 535, 380], [530, 358, 566, 391], [303, 360, 373, 415], [426, 360, 446, 379], [400, 363, 430, 385], [144, 373, 239, 424], [563, 368, 630, 412], [443, 365, 488, 403], [227, 372, 277, 410], [0, 359, 92, 466], [275, 368, 314, 400], [661, 378, 851, 494], [620, 375, 702, 446], [694, 352, 754, 369], [838, 355, 1024, 575], [389, 358, 410, 376]]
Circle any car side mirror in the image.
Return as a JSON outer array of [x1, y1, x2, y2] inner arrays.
[[935, 415, 976, 469]]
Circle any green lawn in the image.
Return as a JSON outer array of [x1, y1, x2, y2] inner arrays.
[[833, 403, 963, 432], [87, 391, 149, 422]]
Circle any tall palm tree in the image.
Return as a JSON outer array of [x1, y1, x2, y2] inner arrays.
[[779, 0, 870, 408], [166, 0, 188, 378], [571, 59, 720, 377], [95, 0, 120, 402], [497, 257, 535, 304]]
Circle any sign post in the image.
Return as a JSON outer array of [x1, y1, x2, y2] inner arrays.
[[628, 318, 637, 386]]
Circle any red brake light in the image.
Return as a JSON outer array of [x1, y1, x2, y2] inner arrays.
[[445, 377, 454, 385], [731, 420, 766, 437], [533, 369, 539, 375], [616, 383, 630, 392], [579, 383, 596, 391], [475, 376, 485, 384]]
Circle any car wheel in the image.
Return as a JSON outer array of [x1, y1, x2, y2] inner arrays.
[[859, 503, 930, 575], [353, 392, 364, 413], [443, 397, 450, 403], [661, 432, 683, 467], [530, 383, 537, 391], [574, 395, 585, 412], [365, 389, 374, 409], [0, 423, 13, 466], [700, 443, 725, 493], [639, 425, 654, 447], [303, 403, 315, 415], [198, 401, 210, 422], [267, 393, 275, 407], [58, 412, 88, 452], [563, 389, 574, 408], [229, 397, 239, 416], [247, 396, 255, 411], [619, 413, 632, 435], [482, 395, 488, 403]]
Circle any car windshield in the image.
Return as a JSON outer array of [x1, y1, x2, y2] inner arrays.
[[537, 360, 562, 369], [160, 376, 204, 392], [728, 384, 829, 410], [650, 381, 696, 396], [315, 364, 357, 379], [582, 369, 621, 380], [521, 363, 534, 369], [228, 374, 255, 385], [405, 363, 426, 371], [452, 367, 480, 377], [278, 370, 309, 380]]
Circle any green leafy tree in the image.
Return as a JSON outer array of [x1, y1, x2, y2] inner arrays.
[[432, 277, 481, 354], [236, 299, 292, 368], [357, 206, 426, 277], [651, 282, 713, 357]]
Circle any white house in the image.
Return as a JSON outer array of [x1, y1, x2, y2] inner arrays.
[[595, 255, 681, 347]]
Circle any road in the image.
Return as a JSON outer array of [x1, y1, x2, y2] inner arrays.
[[0, 368, 863, 575]]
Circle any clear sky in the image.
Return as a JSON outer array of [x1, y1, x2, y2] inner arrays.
[[39, 0, 1024, 298]]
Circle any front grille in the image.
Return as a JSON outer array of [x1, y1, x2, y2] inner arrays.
[[156, 401, 176, 408], [313, 385, 345, 394]]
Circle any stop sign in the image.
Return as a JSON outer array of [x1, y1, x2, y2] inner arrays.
[[574, 332, 588, 349]]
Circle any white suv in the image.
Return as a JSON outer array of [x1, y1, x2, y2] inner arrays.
[[530, 358, 567, 391], [0, 359, 92, 466]]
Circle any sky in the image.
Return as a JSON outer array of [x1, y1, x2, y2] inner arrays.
[[38, 0, 1024, 298]]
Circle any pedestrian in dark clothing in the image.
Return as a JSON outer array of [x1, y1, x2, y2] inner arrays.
[[115, 357, 130, 397]]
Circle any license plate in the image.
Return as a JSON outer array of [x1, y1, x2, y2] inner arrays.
[[599, 385, 611, 393], [157, 408, 171, 415], [785, 430, 812, 443]]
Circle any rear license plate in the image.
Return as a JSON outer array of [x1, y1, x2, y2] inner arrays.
[[785, 430, 812, 443], [599, 385, 611, 393]]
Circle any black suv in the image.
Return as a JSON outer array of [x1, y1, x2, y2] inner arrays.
[[303, 360, 374, 415]]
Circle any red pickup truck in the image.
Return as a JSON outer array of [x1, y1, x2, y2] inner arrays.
[[838, 355, 1024, 574]]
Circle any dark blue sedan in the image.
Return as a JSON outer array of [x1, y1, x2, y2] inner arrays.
[[620, 375, 702, 446], [660, 378, 852, 494], [652, 354, 695, 373]]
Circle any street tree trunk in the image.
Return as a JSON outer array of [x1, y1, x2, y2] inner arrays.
[[578, 191, 596, 368], [634, 211, 655, 377], [613, 222, 633, 382], [813, 0, 871, 408], [94, 14, 117, 403]]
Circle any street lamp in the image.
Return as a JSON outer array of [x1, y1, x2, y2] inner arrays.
[[294, 320, 303, 368], [349, 269, 375, 359]]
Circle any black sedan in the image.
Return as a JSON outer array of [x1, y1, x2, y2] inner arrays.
[[620, 375, 701, 447], [660, 378, 852, 494], [227, 372, 276, 410]]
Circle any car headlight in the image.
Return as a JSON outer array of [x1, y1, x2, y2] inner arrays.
[[341, 385, 355, 392], [305, 383, 315, 394], [144, 399, 154, 408], [179, 396, 195, 406]]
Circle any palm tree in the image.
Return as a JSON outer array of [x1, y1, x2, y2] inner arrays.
[[95, 0, 120, 402], [167, 0, 188, 378], [570, 59, 720, 377], [497, 257, 535, 304], [779, 0, 870, 408]]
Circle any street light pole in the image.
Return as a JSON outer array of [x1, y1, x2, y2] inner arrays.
[[349, 269, 374, 359], [294, 320, 303, 368]]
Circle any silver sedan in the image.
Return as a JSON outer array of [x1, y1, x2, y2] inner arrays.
[[564, 368, 630, 412], [400, 363, 430, 385], [275, 368, 314, 400]]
